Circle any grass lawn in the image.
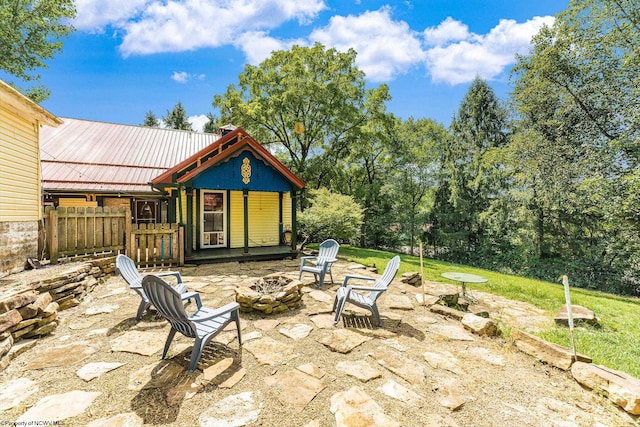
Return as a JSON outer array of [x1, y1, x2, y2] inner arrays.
[[333, 245, 640, 379]]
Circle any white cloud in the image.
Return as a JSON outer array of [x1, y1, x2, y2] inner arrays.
[[310, 7, 424, 82], [171, 71, 189, 83], [74, 0, 551, 87], [188, 114, 209, 133], [81, 0, 328, 56], [74, 0, 150, 32], [235, 32, 307, 65], [170, 71, 205, 83], [423, 17, 470, 46], [423, 16, 554, 85]]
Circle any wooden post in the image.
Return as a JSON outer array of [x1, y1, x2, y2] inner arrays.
[[86, 207, 96, 249], [291, 190, 298, 251], [65, 207, 75, 253], [178, 226, 185, 266], [77, 207, 86, 253], [48, 208, 59, 264], [243, 189, 249, 254], [420, 242, 426, 306], [124, 208, 132, 256], [562, 275, 578, 361], [278, 192, 284, 242], [129, 225, 136, 259], [185, 189, 193, 257]]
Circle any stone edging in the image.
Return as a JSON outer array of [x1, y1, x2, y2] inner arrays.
[[427, 300, 640, 416], [0, 256, 115, 370]]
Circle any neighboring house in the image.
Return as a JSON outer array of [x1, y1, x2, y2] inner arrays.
[[0, 79, 62, 276], [39, 118, 305, 262]]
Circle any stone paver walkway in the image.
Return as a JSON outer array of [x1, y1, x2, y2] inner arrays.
[[0, 259, 636, 426]]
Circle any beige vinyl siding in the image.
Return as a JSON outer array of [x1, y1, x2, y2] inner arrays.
[[0, 106, 40, 222], [58, 198, 99, 208], [229, 191, 244, 248], [103, 197, 131, 207], [173, 188, 188, 225], [282, 192, 292, 231], [229, 191, 282, 248], [248, 192, 279, 246]]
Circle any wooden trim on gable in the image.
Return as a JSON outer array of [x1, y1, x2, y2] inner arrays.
[[151, 127, 306, 190], [0, 79, 62, 127]]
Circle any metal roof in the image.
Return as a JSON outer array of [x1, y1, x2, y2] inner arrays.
[[40, 118, 220, 194]]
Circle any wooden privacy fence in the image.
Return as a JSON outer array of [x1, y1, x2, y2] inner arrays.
[[43, 207, 184, 267], [45, 206, 129, 263], [129, 223, 184, 267]]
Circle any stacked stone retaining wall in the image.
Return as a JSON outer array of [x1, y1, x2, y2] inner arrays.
[[0, 256, 116, 370]]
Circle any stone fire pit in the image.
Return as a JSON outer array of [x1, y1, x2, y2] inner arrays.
[[235, 274, 304, 314]]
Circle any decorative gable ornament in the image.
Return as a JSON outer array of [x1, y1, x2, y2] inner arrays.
[[241, 157, 252, 184]]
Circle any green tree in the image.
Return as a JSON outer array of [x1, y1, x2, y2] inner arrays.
[[141, 111, 160, 127], [213, 43, 390, 190], [329, 111, 397, 248], [0, 0, 76, 101], [390, 117, 446, 254], [163, 102, 193, 131], [508, 0, 640, 295], [202, 112, 219, 134], [297, 188, 364, 250], [433, 78, 508, 260]]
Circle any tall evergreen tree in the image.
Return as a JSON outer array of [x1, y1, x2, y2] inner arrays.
[[163, 102, 193, 131], [202, 113, 219, 134], [141, 111, 160, 127], [432, 77, 508, 260]]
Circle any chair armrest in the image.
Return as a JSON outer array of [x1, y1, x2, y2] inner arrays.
[[346, 285, 379, 292], [341, 274, 376, 287], [156, 271, 183, 283], [300, 256, 318, 267], [180, 291, 202, 309], [190, 302, 240, 322]]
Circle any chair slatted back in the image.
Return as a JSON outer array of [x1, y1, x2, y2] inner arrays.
[[142, 275, 196, 338], [116, 254, 142, 287], [317, 239, 339, 266], [369, 256, 400, 302]]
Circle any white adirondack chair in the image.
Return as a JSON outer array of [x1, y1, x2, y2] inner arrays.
[[332, 256, 401, 327]]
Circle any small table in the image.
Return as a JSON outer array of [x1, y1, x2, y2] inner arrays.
[[441, 272, 487, 302]]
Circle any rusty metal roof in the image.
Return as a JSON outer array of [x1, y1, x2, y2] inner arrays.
[[40, 117, 220, 194]]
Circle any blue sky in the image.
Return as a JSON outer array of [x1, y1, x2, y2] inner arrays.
[[12, 0, 567, 130]]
